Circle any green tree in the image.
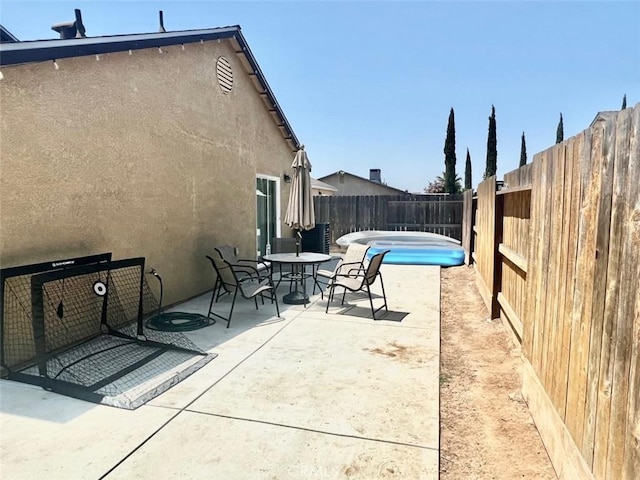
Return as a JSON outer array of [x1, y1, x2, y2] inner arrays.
[[556, 113, 564, 144], [519, 132, 527, 167], [443, 108, 458, 193], [484, 105, 497, 179], [622, 94, 627, 110], [464, 148, 472, 190]]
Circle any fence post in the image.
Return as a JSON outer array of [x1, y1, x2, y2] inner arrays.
[[462, 190, 474, 264]]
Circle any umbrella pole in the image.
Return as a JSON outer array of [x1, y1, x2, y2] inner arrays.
[[295, 229, 302, 257]]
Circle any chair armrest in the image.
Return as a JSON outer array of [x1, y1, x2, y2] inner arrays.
[[335, 261, 365, 276], [229, 263, 261, 279], [237, 258, 270, 270]]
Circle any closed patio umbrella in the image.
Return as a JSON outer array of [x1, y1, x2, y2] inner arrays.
[[284, 145, 315, 255]]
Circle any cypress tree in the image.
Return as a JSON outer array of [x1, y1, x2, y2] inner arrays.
[[484, 105, 497, 178], [556, 113, 564, 144], [443, 108, 458, 193], [464, 148, 472, 191], [520, 132, 527, 167], [622, 94, 627, 110]]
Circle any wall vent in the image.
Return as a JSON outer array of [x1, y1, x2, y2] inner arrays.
[[216, 56, 233, 94]]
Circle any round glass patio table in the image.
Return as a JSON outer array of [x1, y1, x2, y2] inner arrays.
[[262, 252, 332, 305]]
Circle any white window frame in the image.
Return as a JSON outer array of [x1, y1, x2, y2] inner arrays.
[[256, 173, 282, 239]]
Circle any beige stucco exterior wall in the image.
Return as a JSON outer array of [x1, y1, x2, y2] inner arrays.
[[319, 174, 407, 196], [0, 39, 294, 305]]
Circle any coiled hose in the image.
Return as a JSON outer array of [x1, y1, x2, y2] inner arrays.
[[145, 269, 214, 332]]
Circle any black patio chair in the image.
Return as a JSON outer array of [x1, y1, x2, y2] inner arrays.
[[325, 250, 390, 320], [210, 245, 270, 304], [205, 253, 279, 328]]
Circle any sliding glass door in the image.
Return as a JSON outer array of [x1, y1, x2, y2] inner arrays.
[[256, 176, 280, 258]]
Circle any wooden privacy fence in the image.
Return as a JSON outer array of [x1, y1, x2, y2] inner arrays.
[[463, 104, 639, 480], [314, 194, 463, 244]]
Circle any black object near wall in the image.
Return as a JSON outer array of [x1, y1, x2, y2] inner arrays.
[[301, 223, 330, 254]]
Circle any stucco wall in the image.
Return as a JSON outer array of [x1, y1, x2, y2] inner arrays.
[[319, 174, 406, 196], [0, 39, 294, 305]]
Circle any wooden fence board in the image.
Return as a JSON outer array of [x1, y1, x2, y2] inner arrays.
[[544, 143, 566, 408], [536, 150, 555, 384], [524, 154, 544, 366], [602, 109, 635, 479], [559, 134, 583, 423], [585, 115, 617, 475], [622, 104, 640, 479], [550, 142, 570, 414], [564, 126, 599, 456]]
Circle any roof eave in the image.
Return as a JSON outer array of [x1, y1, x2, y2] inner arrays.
[[0, 25, 300, 150]]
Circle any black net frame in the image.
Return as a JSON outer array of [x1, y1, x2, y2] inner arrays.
[[30, 257, 149, 376], [0, 253, 112, 372]]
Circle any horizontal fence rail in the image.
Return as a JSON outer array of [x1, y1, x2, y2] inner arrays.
[[314, 194, 463, 244]]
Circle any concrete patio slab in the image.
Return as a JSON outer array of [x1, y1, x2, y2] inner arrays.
[[0, 381, 176, 479], [0, 263, 441, 479], [188, 316, 439, 448], [106, 411, 438, 479]]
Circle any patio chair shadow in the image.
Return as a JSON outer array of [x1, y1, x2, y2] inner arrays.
[[329, 304, 409, 322], [175, 283, 324, 353]]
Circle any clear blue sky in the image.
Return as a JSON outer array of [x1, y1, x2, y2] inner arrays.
[[2, 1, 638, 192]]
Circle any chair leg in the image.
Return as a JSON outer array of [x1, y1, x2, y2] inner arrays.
[[226, 290, 238, 328], [379, 274, 388, 315], [254, 297, 259, 310], [207, 289, 236, 328], [208, 287, 216, 317], [366, 283, 377, 320], [211, 277, 220, 303], [368, 274, 388, 320], [325, 284, 334, 313], [273, 288, 280, 317]]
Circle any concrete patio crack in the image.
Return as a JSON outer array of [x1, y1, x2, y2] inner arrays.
[[183, 410, 439, 453], [98, 310, 304, 479]]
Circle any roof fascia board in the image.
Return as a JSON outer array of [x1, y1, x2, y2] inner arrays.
[[0, 25, 20, 43], [0, 27, 239, 66]]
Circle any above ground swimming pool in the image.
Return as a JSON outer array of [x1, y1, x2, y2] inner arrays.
[[336, 231, 465, 267]]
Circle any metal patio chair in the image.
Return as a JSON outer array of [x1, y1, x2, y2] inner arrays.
[[325, 250, 390, 320], [210, 245, 271, 304], [313, 244, 371, 299], [205, 253, 279, 328]]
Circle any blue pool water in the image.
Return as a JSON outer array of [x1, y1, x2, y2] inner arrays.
[[337, 231, 465, 267]]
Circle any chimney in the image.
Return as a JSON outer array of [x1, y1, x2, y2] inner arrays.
[[51, 9, 86, 39], [369, 169, 381, 183]]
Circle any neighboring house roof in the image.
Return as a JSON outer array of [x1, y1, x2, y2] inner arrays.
[[317, 170, 408, 195], [0, 24, 299, 151], [311, 177, 338, 192], [0, 25, 19, 43], [589, 111, 617, 128]]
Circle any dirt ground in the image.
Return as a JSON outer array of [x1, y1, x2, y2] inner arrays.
[[439, 265, 557, 479]]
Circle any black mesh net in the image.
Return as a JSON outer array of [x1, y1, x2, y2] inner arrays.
[[1, 255, 215, 409]]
